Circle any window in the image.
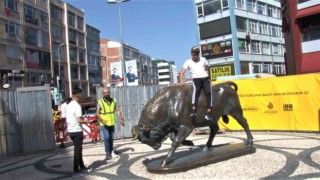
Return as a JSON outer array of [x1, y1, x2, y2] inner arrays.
[[68, 29, 76, 44], [133, 51, 139, 59], [78, 33, 84, 46], [81, 83, 87, 96], [268, 6, 280, 19], [298, 0, 311, 3], [197, 4, 203, 17], [88, 54, 95, 65], [249, 20, 258, 33], [77, 17, 83, 30], [51, 25, 63, 40], [4, 0, 18, 11], [69, 47, 77, 62], [24, 5, 37, 25], [71, 65, 78, 79], [5, 21, 19, 37], [261, 42, 270, 54], [51, 5, 62, 20], [124, 48, 130, 57], [68, 12, 75, 26], [257, 2, 265, 15], [260, 22, 268, 35], [236, 16, 246, 31], [238, 39, 248, 53], [25, 28, 38, 46], [247, 0, 256, 12], [199, 18, 231, 40], [6, 45, 21, 59], [95, 56, 101, 66], [235, 0, 244, 9], [299, 13, 320, 42], [40, 11, 48, 26], [272, 43, 280, 54], [80, 66, 86, 80], [203, 0, 222, 16], [251, 41, 260, 54], [41, 31, 49, 49], [79, 49, 85, 63]]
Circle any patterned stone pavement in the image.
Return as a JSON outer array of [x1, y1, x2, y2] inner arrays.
[[0, 131, 319, 180]]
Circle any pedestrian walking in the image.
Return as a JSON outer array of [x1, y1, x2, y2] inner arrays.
[[96, 88, 125, 160]]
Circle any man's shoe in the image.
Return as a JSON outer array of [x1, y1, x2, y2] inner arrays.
[[106, 155, 112, 160], [205, 112, 213, 121], [190, 110, 197, 117], [111, 151, 118, 158], [73, 171, 85, 178], [81, 167, 93, 173]]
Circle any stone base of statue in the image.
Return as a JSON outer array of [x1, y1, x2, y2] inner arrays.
[[145, 143, 256, 174]]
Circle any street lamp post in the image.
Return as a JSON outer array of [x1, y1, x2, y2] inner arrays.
[[107, 0, 130, 86], [57, 43, 64, 103]]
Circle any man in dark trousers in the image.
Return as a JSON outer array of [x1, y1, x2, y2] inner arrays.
[[179, 46, 213, 121], [66, 88, 93, 177]]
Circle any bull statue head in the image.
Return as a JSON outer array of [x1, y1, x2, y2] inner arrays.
[[135, 123, 172, 150]]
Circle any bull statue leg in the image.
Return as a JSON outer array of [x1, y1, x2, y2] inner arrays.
[[232, 113, 253, 145], [161, 125, 192, 167], [202, 123, 220, 152]]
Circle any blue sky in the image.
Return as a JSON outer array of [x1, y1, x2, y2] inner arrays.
[[64, 0, 198, 70]]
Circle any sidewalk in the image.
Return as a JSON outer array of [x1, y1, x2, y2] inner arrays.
[[0, 132, 319, 179]]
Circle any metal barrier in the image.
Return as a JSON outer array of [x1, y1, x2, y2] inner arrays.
[[54, 119, 68, 148], [54, 119, 100, 145]]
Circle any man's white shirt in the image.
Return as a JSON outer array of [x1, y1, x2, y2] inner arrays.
[[60, 102, 67, 118], [66, 100, 82, 133], [182, 57, 209, 79]]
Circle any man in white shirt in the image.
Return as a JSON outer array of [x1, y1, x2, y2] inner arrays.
[[179, 46, 213, 121], [66, 88, 93, 177]]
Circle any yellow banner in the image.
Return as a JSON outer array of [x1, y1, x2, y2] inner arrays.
[[218, 73, 320, 131]]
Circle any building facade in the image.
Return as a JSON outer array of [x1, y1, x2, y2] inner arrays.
[[153, 59, 178, 85], [281, 0, 320, 74], [100, 38, 157, 86], [195, 0, 286, 80], [86, 24, 101, 97], [0, 0, 99, 98], [1, 0, 50, 88]]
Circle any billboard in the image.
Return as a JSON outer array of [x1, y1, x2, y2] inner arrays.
[[125, 60, 138, 86], [201, 40, 233, 59], [110, 62, 124, 85]]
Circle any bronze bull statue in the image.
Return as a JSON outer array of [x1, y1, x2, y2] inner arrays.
[[135, 81, 253, 167]]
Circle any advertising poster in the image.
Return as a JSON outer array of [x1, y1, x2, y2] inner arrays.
[[209, 64, 235, 81], [125, 60, 138, 86], [110, 62, 124, 85], [218, 73, 320, 131], [26, 49, 40, 68]]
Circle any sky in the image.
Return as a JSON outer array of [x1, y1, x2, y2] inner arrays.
[[64, 0, 199, 70]]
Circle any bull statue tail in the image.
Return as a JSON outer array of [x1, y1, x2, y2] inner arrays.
[[224, 81, 238, 91]]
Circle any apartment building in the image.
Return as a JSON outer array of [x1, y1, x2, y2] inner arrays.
[[1, 0, 92, 98], [86, 24, 101, 97], [153, 59, 178, 85], [282, 0, 320, 74], [1, 0, 50, 88], [195, 0, 285, 80], [100, 38, 157, 86]]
